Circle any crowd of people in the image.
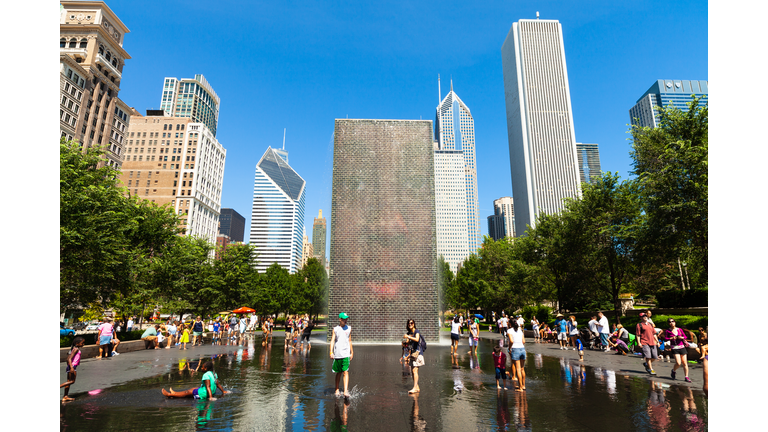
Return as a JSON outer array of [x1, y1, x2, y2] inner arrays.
[[483, 309, 708, 386]]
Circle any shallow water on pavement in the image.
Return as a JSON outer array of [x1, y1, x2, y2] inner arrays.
[[60, 335, 707, 431]]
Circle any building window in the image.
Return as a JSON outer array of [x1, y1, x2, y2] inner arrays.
[[79, 38, 87, 48], [60, 38, 66, 48], [69, 38, 77, 48]]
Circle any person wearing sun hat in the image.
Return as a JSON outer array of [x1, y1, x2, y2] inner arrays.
[[330, 312, 353, 398]]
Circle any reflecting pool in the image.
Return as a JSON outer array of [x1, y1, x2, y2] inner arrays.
[[60, 335, 707, 431]]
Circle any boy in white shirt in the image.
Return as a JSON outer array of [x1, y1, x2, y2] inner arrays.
[[329, 313, 353, 398]]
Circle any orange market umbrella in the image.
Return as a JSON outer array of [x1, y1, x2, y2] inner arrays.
[[232, 307, 255, 314]]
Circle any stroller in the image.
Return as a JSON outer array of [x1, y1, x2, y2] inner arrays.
[[580, 328, 603, 350]]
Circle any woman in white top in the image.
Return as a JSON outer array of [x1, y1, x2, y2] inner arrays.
[[567, 315, 580, 350], [531, 317, 540, 342], [450, 316, 461, 355], [507, 320, 526, 391]]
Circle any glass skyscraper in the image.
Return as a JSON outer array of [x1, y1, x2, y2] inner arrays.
[[435, 82, 481, 256], [629, 80, 708, 128], [160, 75, 220, 137], [575, 143, 602, 186], [249, 147, 306, 273], [501, 18, 582, 236]]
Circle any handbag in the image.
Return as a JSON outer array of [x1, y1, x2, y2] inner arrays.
[[412, 354, 425, 367]]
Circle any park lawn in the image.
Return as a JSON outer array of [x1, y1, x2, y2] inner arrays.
[[613, 314, 708, 332]]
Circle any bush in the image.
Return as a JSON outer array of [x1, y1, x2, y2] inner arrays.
[[521, 305, 551, 324], [655, 288, 708, 308], [618, 314, 708, 334]]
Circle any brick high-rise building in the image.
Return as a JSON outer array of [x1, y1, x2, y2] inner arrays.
[[312, 209, 327, 267], [59, 1, 133, 168], [330, 119, 439, 342], [119, 111, 226, 245]]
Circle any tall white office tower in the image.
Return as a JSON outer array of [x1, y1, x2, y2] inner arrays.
[[501, 17, 582, 236], [434, 145, 469, 273], [160, 75, 220, 137], [435, 79, 481, 255], [249, 147, 306, 273]]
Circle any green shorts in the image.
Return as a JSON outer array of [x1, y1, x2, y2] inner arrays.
[[332, 357, 350, 373]]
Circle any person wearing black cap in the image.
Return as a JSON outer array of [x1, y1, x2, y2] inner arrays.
[[330, 313, 353, 398]]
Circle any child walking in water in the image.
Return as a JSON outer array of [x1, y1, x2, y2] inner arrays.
[[162, 361, 229, 400], [492, 345, 508, 390], [61, 336, 85, 402]]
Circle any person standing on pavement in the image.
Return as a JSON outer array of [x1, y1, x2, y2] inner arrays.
[[192, 316, 204, 346], [555, 314, 568, 350], [97, 317, 115, 358], [664, 318, 691, 382], [126, 317, 134, 332], [597, 312, 611, 351], [567, 315, 579, 350], [636, 313, 660, 375], [167, 321, 177, 349], [498, 313, 509, 344], [531, 317, 540, 342]]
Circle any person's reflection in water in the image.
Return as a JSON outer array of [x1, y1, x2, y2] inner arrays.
[[496, 386, 510, 430], [646, 381, 670, 431], [195, 401, 212, 428], [675, 386, 704, 431], [514, 390, 532, 431], [451, 354, 463, 393], [330, 398, 350, 432], [534, 353, 543, 370], [409, 393, 427, 432]]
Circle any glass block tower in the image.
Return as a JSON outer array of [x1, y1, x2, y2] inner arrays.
[[249, 147, 306, 273], [575, 143, 602, 185], [330, 119, 439, 343], [435, 81, 481, 254], [160, 75, 220, 137], [629, 80, 708, 128], [501, 18, 582, 236]]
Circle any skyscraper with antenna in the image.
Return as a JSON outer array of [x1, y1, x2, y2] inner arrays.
[[434, 77, 481, 269]]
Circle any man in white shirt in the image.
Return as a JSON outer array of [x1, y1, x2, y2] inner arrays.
[[597, 312, 611, 351]]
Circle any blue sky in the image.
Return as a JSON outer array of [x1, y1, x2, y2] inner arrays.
[[107, 0, 708, 257]]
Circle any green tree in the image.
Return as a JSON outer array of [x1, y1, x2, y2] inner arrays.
[[630, 96, 708, 284], [152, 236, 214, 318], [60, 139, 133, 310], [209, 243, 260, 311], [255, 263, 292, 316], [295, 258, 329, 321], [566, 173, 643, 321]]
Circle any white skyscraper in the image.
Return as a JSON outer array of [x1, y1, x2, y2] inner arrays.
[[435, 80, 481, 256], [434, 146, 469, 273], [501, 17, 582, 236], [249, 147, 306, 273]]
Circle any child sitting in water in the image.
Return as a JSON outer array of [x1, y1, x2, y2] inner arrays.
[[60, 336, 85, 402], [492, 345, 508, 390], [162, 361, 229, 400]]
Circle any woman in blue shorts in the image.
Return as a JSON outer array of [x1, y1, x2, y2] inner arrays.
[[506, 319, 526, 391]]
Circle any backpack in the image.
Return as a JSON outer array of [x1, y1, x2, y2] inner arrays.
[[419, 333, 427, 353], [230, 317, 237, 326]]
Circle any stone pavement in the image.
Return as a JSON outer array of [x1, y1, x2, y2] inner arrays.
[[473, 330, 704, 388]]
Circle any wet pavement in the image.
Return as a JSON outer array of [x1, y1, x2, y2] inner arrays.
[[60, 334, 707, 431]]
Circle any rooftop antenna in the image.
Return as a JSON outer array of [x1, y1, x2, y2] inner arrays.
[[282, 128, 286, 150], [438, 74, 441, 104], [450, 76, 453, 93], [536, 11, 540, 19]]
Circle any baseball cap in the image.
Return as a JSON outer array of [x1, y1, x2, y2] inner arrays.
[[339, 312, 349, 320]]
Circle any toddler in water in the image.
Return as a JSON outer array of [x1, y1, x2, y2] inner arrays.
[[60, 336, 85, 402], [399, 339, 410, 363], [492, 345, 508, 390]]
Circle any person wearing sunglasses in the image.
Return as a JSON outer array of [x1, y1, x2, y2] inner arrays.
[[663, 318, 691, 382]]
